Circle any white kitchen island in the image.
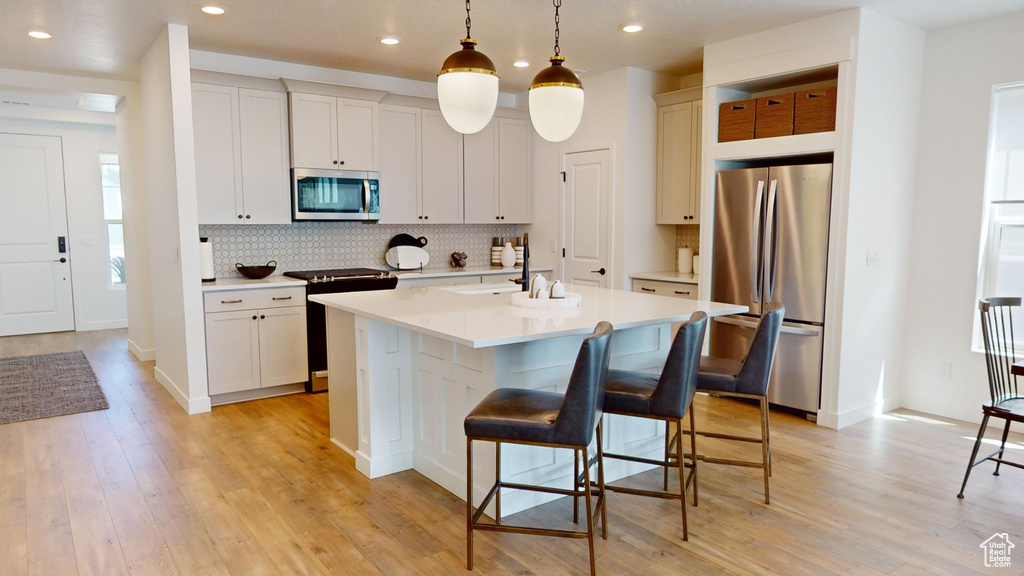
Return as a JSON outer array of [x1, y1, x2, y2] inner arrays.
[[312, 283, 746, 515]]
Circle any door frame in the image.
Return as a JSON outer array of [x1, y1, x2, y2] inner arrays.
[[559, 141, 616, 286]]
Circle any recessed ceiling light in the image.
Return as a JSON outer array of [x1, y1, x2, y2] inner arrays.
[[621, 24, 644, 33], [201, 6, 226, 15], [28, 31, 52, 39], [513, 60, 530, 68], [380, 37, 400, 45]]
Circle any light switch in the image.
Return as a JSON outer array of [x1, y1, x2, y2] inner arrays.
[[173, 245, 180, 263], [866, 250, 879, 266], [82, 236, 94, 247], [550, 240, 557, 253]]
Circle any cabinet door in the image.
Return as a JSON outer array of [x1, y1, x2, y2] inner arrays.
[[205, 310, 261, 395], [689, 101, 703, 225], [656, 101, 694, 224], [463, 118, 499, 224], [420, 109, 464, 224], [290, 92, 338, 169], [497, 117, 532, 223], [193, 84, 243, 225], [378, 105, 421, 224], [337, 99, 379, 171], [257, 306, 309, 388], [238, 89, 291, 224]]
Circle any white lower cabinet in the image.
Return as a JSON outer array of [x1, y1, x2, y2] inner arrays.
[[205, 292, 308, 396], [632, 278, 697, 300]]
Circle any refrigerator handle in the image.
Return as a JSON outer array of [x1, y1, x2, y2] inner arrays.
[[765, 179, 779, 302], [752, 180, 765, 303], [713, 316, 821, 336]]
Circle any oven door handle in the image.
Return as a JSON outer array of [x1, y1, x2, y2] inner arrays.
[[363, 180, 371, 214]]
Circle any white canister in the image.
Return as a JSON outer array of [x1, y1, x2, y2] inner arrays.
[[535, 288, 550, 300], [531, 275, 547, 298], [500, 242, 517, 268], [693, 255, 700, 276], [199, 237, 215, 282], [550, 280, 565, 299], [678, 248, 694, 274]]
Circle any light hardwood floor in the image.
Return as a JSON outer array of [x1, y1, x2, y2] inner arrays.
[[1, 329, 1023, 576]]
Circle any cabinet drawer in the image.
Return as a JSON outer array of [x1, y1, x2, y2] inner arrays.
[[204, 286, 306, 313], [632, 279, 697, 300]]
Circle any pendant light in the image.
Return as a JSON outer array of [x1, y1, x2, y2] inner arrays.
[[529, 0, 584, 142], [437, 0, 499, 134]]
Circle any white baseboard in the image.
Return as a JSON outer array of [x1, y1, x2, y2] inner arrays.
[[210, 383, 304, 406], [330, 438, 357, 458], [355, 449, 414, 478], [127, 339, 155, 362], [153, 366, 211, 415], [77, 319, 128, 332]]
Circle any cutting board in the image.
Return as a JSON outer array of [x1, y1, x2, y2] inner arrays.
[[386, 246, 430, 269]]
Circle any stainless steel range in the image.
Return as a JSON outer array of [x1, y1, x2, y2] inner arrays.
[[283, 267, 397, 392]]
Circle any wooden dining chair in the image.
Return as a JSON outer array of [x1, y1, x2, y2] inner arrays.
[[958, 297, 1024, 499]]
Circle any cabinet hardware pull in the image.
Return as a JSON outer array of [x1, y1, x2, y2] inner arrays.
[[675, 290, 690, 295], [252, 315, 257, 320], [245, 214, 251, 219], [272, 296, 292, 301], [641, 287, 655, 292], [222, 299, 243, 304], [260, 315, 265, 320], [237, 214, 243, 219]]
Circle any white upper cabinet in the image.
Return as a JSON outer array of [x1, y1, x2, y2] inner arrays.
[[464, 116, 532, 224], [379, 105, 422, 225], [420, 110, 463, 224], [655, 89, 703, 225], [193, 83, 290, 225], [290, 92, 379, 171]]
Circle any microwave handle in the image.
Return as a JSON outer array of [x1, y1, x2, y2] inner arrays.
[[363, 180, 370, 214]]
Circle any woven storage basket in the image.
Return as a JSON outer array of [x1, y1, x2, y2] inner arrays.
[[718, 99, 756, 142], [754, 93, 795, 139], [794, 86, 837, 134]]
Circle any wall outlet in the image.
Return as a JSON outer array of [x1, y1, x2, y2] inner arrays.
[[550, 240, 557, 253], [866, 250, 880, 266], [938, 361, 952, 380], [81, 236, 94, 247]]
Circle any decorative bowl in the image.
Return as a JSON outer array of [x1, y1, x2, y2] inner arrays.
[[235, 260, 277, 279]]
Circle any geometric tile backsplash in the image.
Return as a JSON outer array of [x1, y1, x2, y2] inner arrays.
[[676, 224, 701, 253], [199, 222, 518, 278]]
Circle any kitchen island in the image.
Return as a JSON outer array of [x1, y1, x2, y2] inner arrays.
[[312, 283, 746, 515]]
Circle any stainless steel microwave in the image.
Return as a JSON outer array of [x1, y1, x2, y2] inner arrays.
[[292, 169, 381, 221]]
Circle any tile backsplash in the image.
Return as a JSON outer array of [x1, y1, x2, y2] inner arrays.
[[676, 224, 700, 253], [199, 222, 518, 278]]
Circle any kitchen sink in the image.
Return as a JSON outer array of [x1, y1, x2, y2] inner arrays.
[[442, 282, 523, 295]]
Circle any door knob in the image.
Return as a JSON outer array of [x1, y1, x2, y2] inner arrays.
[[591, 268, 606, 275], [53, 257, 67, 263]]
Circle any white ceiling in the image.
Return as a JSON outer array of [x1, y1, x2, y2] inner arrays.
[[3, 0, 1023, 94]]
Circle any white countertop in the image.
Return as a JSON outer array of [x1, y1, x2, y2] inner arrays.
[[393, 265, 553, 280], [630, 271, 700, 285], [311, 283, 746, 349], [201, 276, 307, 292]]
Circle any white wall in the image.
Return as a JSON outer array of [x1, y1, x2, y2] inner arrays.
[[140, 24, 210, 414], [0, 113, 127, 331], [527, 66, 678, 288], [836, 10, 925, 423], [901, 10, 1024, 426]]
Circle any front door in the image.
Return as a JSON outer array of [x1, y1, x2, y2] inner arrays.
[[0, 133, 75, 336], [563, 149, 611, 288]]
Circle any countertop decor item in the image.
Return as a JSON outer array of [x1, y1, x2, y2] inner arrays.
[[500, 242, 517, 268], [235, 261, 277, 279], [436, 0, 498, 134], [511, 290, 581, 309], [200, 237, 215, 282], [678, 248, 694, 274], [550, 280, 565, 299], [529, 0, 584, 142], [450, 252, 468, 268], [387, 234, 428, 249], [386, 246, 430, 270]]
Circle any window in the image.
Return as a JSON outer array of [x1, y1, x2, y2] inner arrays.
[[978, 84, 1024, 351], [100, 153, 125, 286]]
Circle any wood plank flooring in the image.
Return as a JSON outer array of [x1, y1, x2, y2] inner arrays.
[[1, 329, 1023, 575]]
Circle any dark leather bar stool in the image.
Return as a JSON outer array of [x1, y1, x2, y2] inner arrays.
[[595, 311, 708, 540], [958, 297, 1024, 498], [696, 302, 784, 504], [464, 322, 614, 576]]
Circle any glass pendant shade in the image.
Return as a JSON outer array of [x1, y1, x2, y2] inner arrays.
[[529, 56, 584, 142], [437, 39, 499, 134]]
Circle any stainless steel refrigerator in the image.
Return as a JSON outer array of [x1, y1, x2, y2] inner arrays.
[[711, 164, 832, 413]]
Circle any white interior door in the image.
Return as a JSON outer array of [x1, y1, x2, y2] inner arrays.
[[563, 149, 612, 288], [0, 133, 75, 337]]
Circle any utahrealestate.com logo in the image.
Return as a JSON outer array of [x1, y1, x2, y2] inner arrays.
[[980, 533, 1014, 568]]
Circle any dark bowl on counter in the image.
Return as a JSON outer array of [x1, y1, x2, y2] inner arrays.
[[235, 261, 277, 279]]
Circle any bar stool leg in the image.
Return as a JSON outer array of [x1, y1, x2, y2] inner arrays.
[[495, 442, 502, 523], [596, 420, 608, 539], [663, 420, 671, 491], [582, 445, 597, 576], [765, 400, 772, 477], [760, 397, 770, 505], [958, 413, 991, 498], [466, 438, 474, 571], [994, 419, 1011, 476], [689, 405, 698, 507], [573, 449, 580, 523], [674, 417, 688, 541]]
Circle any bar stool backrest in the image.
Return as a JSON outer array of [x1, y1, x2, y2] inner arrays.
[[651, 312, 708, 418], [552, 321, 614, 447], [735, 302, 785, 396], [979, 297, 1022, 405]]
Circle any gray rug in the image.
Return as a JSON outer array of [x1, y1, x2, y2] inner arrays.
[[0, 351, 109, 425]]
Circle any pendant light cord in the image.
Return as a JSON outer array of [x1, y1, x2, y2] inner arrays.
[[466, 0, 472, 38], [553, 0, 561, 56]]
